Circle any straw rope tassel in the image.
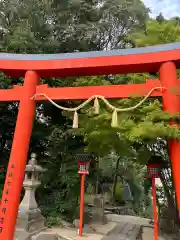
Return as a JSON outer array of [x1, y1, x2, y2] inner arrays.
[[111, 109, 118, 128], [94, 97, 100, 114], [73, 111, 78, 128], [31, 86, 166, 129]]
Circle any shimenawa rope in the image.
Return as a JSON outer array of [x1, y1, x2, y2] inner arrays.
[[31, 86, 165, 128]]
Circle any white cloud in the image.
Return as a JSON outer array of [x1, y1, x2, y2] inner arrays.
[[142, 0, 180, 19]]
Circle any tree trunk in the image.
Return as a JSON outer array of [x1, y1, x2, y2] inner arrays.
[[159, 172, 178, 223], [112, 157, 120, 201], [96, 158, 99, 194], [170, 167, 180, 225], [164, 142, 180, 221]]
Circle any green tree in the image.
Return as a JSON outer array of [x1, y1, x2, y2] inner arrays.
[[129, 19, 180, 46], [0, 0, 148, 53], [64, 19, 180, 224], [156, 13, 165, 23], [128, 19, 180, 229], [0, 0, 150, 224]]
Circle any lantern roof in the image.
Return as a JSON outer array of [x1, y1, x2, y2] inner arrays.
[[147, 154, 168, 168], [74, 148, 94, 162], [76, 153, 92, 162]]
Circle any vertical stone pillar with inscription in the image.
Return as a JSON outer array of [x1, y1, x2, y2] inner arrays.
[[14, 153, 47, 240]]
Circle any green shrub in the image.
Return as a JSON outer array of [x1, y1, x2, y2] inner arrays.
[[109, 183, 124, 204], [114, 183, 124, 203], [86, 183, 95, 195]]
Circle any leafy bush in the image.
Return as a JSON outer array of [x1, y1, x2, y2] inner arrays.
[[86, 184, 95, 195], [110, 183, 124, 204]]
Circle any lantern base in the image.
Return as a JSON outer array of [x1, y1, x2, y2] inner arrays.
[[14, 209, 45, 240], [78, 171, 89, 175]]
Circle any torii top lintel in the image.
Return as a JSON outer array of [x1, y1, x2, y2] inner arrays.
[[1, 42, 180, 78]]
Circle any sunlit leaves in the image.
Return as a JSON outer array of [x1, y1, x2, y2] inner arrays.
[[130, 20, 180, 46]]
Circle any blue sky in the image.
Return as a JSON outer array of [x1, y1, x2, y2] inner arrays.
[[142, 0, 180, 19]]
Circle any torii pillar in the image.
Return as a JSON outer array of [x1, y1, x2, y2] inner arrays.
[[160, 62, 180, 211], [0, 71, 39, 239], [0, 43, 180, 240]]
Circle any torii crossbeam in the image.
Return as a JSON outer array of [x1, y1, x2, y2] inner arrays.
[[0, 42, 180, 239]]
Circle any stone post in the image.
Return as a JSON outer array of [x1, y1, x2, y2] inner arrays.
[[91, 195, 107, 224], [14, 153, 47, 240]]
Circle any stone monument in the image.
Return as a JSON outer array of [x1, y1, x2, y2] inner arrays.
[[91, 195, 107, 224], [14, 153, 47, 240]]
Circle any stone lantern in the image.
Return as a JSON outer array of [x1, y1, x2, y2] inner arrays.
[[146, 154, 167, 179], [15, 153, 47, 240], [77, 153, 91, 175]]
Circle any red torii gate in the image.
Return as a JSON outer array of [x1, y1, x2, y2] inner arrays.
[[0, 42, 180, 239]]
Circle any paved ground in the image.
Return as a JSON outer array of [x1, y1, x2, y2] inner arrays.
[[102, 222, 141, 240], [106, 214, 151, 227], [45, 228, 103, 240], [38, 215, 167, 240], [142, 227, 165, 240]]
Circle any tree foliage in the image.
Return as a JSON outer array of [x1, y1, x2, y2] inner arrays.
[[130, 19, 180, 46]]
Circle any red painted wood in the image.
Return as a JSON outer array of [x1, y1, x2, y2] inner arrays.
[[35, 80, 162, 101], [0, 71, 40, 240], [0, 86, 23, 102], [152, 178, 159, 240], [1, 49, 180, 77], [0, 45, 180, 240], [160, 62, 180, 215], [79, 174, 85, 236], [0, 80, 163, 102]]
